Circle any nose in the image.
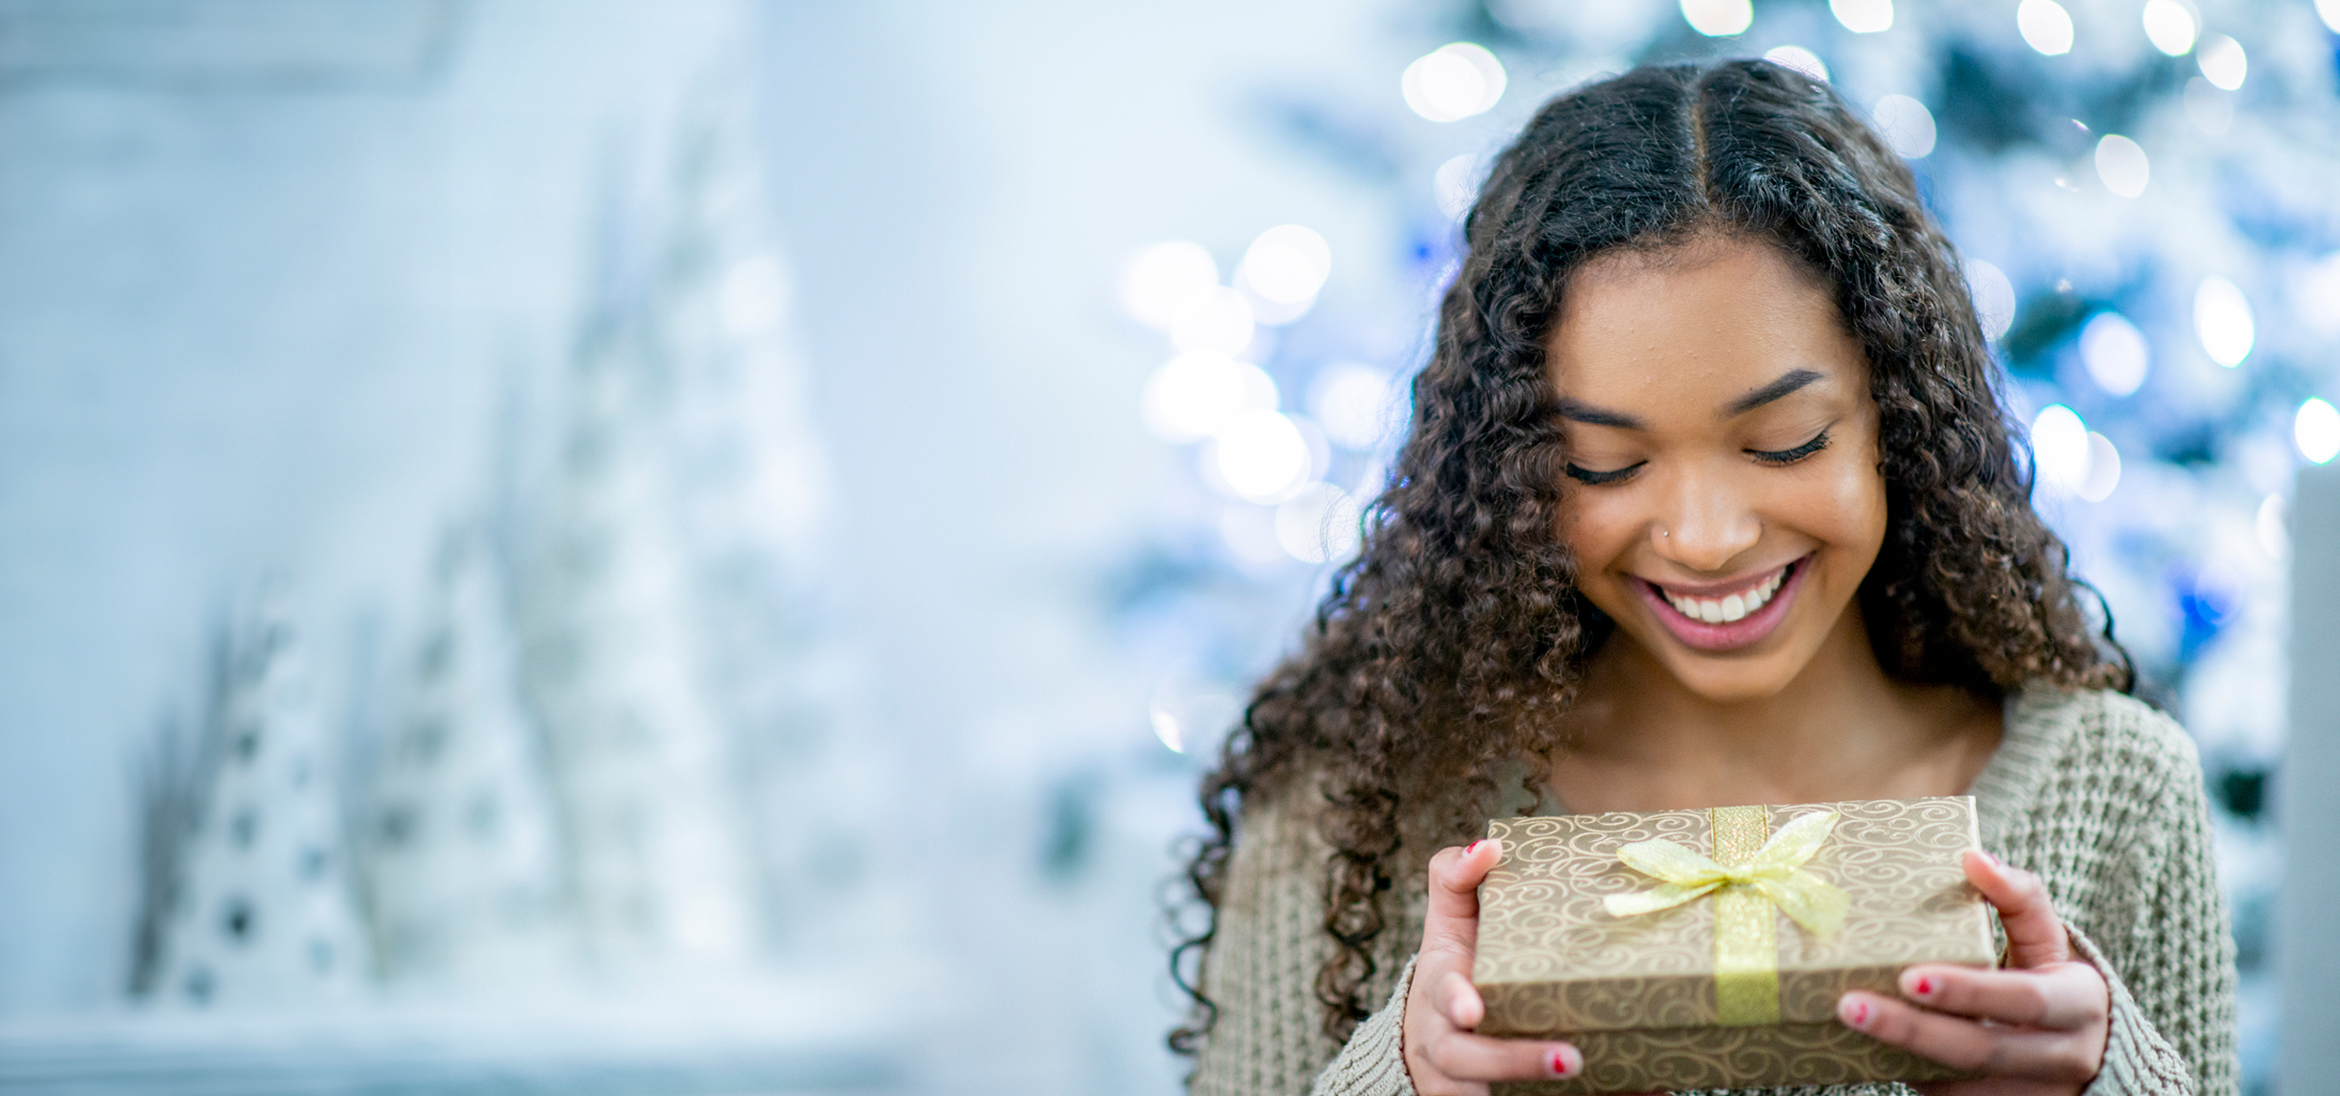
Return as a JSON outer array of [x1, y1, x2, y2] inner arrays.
[[1649, 464, 1762, 573]]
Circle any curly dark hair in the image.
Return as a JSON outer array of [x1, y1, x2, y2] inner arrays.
[[1167, 58, 2133, 1054]]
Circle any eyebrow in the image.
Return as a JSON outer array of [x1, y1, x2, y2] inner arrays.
[[1551, 368, 1826, 430]]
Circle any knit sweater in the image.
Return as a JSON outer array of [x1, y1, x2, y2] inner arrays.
[[1188, 687, 2239, 1096]]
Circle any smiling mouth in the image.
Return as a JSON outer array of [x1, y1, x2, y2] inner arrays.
[[1649, 563, 1793, 625]]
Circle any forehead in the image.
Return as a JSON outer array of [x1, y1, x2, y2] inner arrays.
[[1545, 237, 1864, 400]]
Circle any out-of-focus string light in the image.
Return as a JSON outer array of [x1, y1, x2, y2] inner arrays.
[[2294, 251, 2340, 339], [2256, 494, 2289, 559], [2320, 0, 2340, 34], [1309, 364, 1398, 451], [2141, 0, 2196, 54], [1680, 0, 1753, 37], [2079, 312, 2149, 396], [1434, 154, 1486, 221], [2197, 34, 2246, 90], [1966, 259, 2016, 341], [1169, 286, 1257, 355], [1402, 43, 1506, 122], [2194, 276, 2254, 367], [2017, 0, 2074, 55], [2078, 433, 2122, 501], [1119, 241, 1218, 330], [1873, 95, 1936, 158], [2094, 135, 2149, 197], [1762, 45, 1829, 81], [1830, 0, 1892, 33], [1209, 410, 1314, 502], [1274, 483, 1365, 564], [1141, 352, 1278, 443], [2298, 398, 2340, 464], [2031, 404, 2091, 495], [1234, 225, 1332, 327]]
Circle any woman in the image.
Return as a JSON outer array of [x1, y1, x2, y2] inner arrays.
[[1171, 60, 2236, 1095]]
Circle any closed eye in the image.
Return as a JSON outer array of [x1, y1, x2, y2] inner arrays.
[[1749, 430, 1831, 465], [1565, 461, 1644, 485]]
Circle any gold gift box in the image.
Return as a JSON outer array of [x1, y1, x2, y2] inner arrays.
[[1473, 796, 1995, 1095]]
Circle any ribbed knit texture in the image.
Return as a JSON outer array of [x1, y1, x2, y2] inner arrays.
[[1188, 687, 2238, 1096]]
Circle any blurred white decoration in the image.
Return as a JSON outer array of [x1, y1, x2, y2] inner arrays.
[[1762, 45, 1829, 81], [1208, 410, 1312, 502], [1966, 259, 2017, 340], [1829, 0, 1892, 34], [1141, 352, 1277, 443], [1274, 483, 1364, 564], [2197, 33, 2246, 90], [2079, 311, 2149, 396], [2095, 135, 2149, 197], [1434, 154, 1486, 220], [2184, 77, 2235, 135], [2140, 0, 2196, 55], [1118, 241, 1219, 330], [2194, 276, 2255, 367], [1401, 43, 1506, 122], [1873, 95, 1936, 158], [152, 596, 367, 1008], [1234, 225, 1332, 325], [2031, 404, 2091, 495], [2078, 433, 2122, 502], [716, 254, 790, 337], [1308, 364, 1397, 451], [2017, 0, 2074, 55], [2321, 0, 2340, 33], [2299, 398, 2340, 464], [362, 524, 570, 988], [2257, 494, 2289, 559], [1170, 285, 1258, 355], [1679, 0, 1752, 37], [2293, 251, 2340, 339], [1217, 503, 1287, 568]]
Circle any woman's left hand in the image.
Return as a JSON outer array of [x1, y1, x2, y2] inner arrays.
[[1836, 850, 2111, 1095]]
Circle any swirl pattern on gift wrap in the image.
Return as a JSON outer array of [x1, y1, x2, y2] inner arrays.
[[1474, 797, 1997, 1036]]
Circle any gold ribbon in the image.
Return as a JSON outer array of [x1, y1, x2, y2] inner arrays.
[[1601, 805, 1851, 1025]]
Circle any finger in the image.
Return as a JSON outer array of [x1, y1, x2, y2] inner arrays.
[[1421, 839, 1504, 959], [1840, 992, 2101, 1082], [1899, 962, 2109, 1030], [1419, 1029, 1582, 1084], [1434, 969, 1488, 1030], [1963, 851, 2068, 968]]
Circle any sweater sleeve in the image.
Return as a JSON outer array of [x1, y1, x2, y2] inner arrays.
[[1310, 956, 1418, 1096]]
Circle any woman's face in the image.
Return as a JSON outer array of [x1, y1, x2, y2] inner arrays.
[[1546, 236, 1886, 702]]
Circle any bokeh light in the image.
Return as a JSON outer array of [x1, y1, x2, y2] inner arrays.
[[1234, 225, 1331, 324], [2295, 251, 2340, 339], [1273, 483, 1364, 564], [1679, 0, 1753, 37], [2017, 0, 2075, 55], [2298, 398, 2340, 464], [1966, 259, 2016, 341], [2257, 494, 2290, 559], [2078, 432, 2121, 502], [2321, 0, 2340, 33], [2095, 135, 2149, 197], [1830, 0, 1893, 34], [1118, 241, 1218, 330], [1140, 352, 1277, 443], [1761, 46, 1830, 82], [2031, 404, 2091, 494], [2198, 34, 2247, 91], [2079, 312, 2149, 396], [1169, 285, 1257, 355], [1208, 410, 1314, 501], [1401, 43, 1506, 122], [1873, 95, 1936, 158], [2141, 0, 2197, 55], [1307, 364, 1397, 451], [1434, 154, 1485, 221], [2194, 276, 2255, 368]]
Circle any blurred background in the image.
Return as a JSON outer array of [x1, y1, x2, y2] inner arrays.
[[0, 1, 2334, 1094]]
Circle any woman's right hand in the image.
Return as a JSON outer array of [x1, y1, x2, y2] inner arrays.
[[1402, 839, 1586, 1094]]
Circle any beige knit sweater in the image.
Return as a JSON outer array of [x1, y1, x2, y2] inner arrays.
[[1189, 687, 2239, 1096]]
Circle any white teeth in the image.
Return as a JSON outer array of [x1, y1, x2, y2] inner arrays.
[[1661, 565, 1789, 626]]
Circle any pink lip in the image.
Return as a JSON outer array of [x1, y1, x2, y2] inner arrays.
[[1633, 556, 1811, 653]]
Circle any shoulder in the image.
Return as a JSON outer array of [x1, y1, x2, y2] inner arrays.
[[1991, 686, 2213, 872], [2012, 686, 2202, 788]]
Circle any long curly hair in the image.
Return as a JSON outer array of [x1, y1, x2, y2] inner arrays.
[[1168, 58, 2133, 1054]]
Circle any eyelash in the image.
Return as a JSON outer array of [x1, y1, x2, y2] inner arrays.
[[1563, 430, 1832, 485]]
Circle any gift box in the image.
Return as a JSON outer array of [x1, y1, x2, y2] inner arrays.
[[1473, 796, 1996, 1095]]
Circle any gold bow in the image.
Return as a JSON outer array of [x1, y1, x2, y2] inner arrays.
[[1601, 806, 1851, 1025]]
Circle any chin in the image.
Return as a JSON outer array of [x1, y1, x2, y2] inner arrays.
[[1657, 654, 1805, 703]]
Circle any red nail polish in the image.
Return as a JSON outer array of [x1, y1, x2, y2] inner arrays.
[[1550, 1049, 1572, 1076], [1852, 1001, 1870, 1026], [1465, 840, 1484, 855], [1915, 976, 1933, 996]]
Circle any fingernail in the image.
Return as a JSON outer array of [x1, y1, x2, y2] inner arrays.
[[1840, 996, 1871, 1028], [1547, 1046, 1580, 1077], [1465, 840, 1483, 855], [1914, 975, 1933, 997]]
